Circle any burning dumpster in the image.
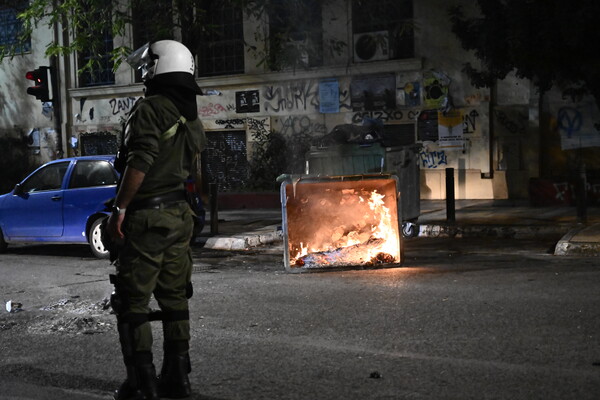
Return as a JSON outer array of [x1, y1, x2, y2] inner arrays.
[[280, 174, 403, 272]]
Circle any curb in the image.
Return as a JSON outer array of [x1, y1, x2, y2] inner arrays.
[[417, 223, 573, 239], [554, 225, 600, 256], [202, 229, 283, 250], [198, 223, 599, 257]]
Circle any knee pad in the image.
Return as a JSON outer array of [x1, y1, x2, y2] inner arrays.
[[109, 274, 129, 316]]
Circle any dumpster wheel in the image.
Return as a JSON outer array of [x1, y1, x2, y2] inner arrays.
[[402, 222, 419, 238]]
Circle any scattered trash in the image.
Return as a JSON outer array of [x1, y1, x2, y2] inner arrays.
[[101, 297, 111, 310], [49, 316, 110, 334], [40, 298, 72, 311], [369, 371, 383, 379], [0, 321, 18, 331], [5, 300, 23, 313]]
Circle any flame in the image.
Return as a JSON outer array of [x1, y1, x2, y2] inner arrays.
[[290, 188, 400, 269]]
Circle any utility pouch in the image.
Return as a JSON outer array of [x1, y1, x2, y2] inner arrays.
[[114, 144, 128, 175], [100, 215, 122, 263]]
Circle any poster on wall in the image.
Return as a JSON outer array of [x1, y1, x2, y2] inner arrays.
[[397, 81, 421, 107], [236, 90, 260, 113], [319, 79, 340, 113], [423, 70, 450, 109], [438, 109, 464, 149], [554, 102, 600, 150], [350, 74, 396, 111]]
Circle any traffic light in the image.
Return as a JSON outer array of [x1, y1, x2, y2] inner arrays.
[[25, 66, 53, 102]]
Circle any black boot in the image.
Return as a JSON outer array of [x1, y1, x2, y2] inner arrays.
[[114, 352, 160, 400], [158, 341, 192, 398], [114, 364, 142, 400]]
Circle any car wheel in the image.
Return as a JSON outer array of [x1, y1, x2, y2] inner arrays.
[[0, 228, 7, 253], [89, 217, 110, 259]]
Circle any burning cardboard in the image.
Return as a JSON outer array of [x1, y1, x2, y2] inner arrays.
[[281, 175, 402, 272]]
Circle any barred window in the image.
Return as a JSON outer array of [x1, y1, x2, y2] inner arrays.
[[131, 0, 176, 82], [268, 0, 322, 70], [78, 29, 115, 87], [0, 1, 30, 54], [77, 3, 114, 87], [197, 1, 244, 77], [130, 0, 244, 79]]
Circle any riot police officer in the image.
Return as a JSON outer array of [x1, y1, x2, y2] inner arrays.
[[107, 40, 206, 400]]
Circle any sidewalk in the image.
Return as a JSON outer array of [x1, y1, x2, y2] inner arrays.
[[196, 200, 600, 256]]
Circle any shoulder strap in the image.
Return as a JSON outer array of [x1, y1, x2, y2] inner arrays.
[[160, 115, 187, 141]]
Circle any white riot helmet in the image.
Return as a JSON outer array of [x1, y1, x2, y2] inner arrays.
[[127, 40, 196, 80]]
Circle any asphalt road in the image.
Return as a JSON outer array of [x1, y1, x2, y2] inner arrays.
[[0, 236, 599, 399]]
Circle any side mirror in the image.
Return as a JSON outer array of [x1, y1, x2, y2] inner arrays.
[[13, 183, 24, 196]]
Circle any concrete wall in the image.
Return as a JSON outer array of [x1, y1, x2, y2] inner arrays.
[[0, 20, 59, 165]]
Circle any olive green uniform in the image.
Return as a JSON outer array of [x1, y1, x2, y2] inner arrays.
[[117, 94, 206, 352]]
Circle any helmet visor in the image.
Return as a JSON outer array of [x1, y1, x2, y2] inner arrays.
[[125, 43, 155, 78]]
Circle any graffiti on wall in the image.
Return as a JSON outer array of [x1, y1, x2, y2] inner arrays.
[[278, 115, 327, 136], [213, 118, 246, 130], [462, 109, 480, 134], [200, 103, 230, 118], [203, 117, 271, 141], [264, 80, 320, 113], [494, 108, 526, 135], [264, 79, 351, 113], [246, 117, 270, 140], [108, 97, 140, 116], [553, 102, 600, 150], [352, 109, 418, 124], [419, 150, 448, 169]]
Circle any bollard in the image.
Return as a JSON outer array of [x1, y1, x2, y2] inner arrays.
[[209, 183, 219, 235], [446, 168, 455, 222], [576, 163, 587, 224]]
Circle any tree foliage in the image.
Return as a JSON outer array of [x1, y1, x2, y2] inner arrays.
[[449, 0, 600, 106], [1, 0, 413, 76], [1, 0, 348, 75]]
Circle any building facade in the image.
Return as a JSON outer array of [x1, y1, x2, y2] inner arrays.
[[2, 0, 599, 202]]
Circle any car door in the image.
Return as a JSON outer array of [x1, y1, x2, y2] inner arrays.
[[61, 159, 118, 240], [2, 161, 70, 238]]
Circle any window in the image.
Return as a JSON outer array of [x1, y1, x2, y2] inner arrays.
[[352, 0, 414, 62], [77, 4, 115, 87], [131, 0, 176, 82], [197, 1, 244, 77], [0, 0, 30, 54], [69, 160, 117, 189], [202, 131, 248, 192], [21, 162, 69, 193], [132, 0, 173, 50], [268, 0, 322, 70]]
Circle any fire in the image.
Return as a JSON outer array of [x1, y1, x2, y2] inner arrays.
[[285, 179, 401, 270]]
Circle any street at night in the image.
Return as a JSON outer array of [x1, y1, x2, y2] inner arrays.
[[1, 236, 598, 399]]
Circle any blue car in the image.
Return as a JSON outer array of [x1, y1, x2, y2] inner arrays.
[[0, 156, 118, 258]]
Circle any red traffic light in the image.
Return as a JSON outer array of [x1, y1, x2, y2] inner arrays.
[[25, 66, 52, 102], [25, 71, 41, 82]]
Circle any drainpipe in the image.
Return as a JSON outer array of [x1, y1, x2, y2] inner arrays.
[[483, 82, 496, 179]]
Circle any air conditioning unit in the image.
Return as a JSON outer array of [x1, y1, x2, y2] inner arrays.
[[353, 31, 390, 62]]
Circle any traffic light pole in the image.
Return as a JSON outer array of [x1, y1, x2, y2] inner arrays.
[[50, 57, 63, 158]]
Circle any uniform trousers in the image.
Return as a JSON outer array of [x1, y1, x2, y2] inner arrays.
[[116, 201, 194, 352]]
